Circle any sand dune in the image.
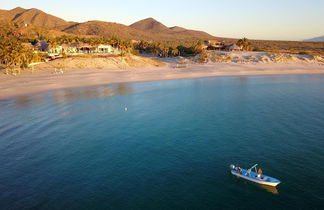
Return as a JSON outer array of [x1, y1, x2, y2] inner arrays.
[[192, 51, 324, 64], [31, 56, 165, 71]]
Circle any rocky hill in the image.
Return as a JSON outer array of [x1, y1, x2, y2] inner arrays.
[[0, 7, 216, 41], [129, 18, 215, 40], [1, 7, 75, 30], [63, 21, 154, 40]]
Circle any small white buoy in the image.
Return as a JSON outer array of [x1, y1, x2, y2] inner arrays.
[[124, 107, 128, 111]]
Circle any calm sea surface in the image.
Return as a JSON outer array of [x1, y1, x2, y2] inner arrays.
[[1, 75, 324, 210]]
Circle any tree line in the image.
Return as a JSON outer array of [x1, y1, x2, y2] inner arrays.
[[0, 22, 253, 73], [134, 40, 207, 57], [0, 23, 137, 70], [0, 22, 209, 71], [0, 23, 39, 72]]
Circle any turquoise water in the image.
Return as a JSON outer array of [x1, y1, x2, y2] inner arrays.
[[1, 75, 324, 209]]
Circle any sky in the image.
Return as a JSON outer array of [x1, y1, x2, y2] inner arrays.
[[1, 0, 323, 41]]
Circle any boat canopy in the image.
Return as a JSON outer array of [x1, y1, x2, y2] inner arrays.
[[245, 164, 258, 175]]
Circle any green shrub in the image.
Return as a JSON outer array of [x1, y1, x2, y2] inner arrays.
[[131, 49, 140, 56]]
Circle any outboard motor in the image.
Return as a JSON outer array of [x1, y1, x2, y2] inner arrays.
[[230, 164, 235, 170]]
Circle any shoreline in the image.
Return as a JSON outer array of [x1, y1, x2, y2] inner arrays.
[[1, 62, 324, 99]]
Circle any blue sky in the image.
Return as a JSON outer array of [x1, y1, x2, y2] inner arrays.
[[1, 0, 323, 40]]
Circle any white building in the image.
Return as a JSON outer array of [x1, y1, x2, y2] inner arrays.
[[48, 43, 121, 56]]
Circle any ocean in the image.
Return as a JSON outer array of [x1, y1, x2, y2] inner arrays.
[[1, 75, 324, 209]]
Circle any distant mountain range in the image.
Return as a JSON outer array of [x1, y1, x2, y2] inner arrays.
[[0, 7, 216, 41], [0, 7, 75, 30], [304, 36, 324, 42]]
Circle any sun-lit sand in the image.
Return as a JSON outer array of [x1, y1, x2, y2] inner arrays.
[[1, 53, 324, 99]]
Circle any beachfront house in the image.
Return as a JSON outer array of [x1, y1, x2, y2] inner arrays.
[[204, 40, 225, 50], [48, 43, 120, 56], [47, 43, 80, 55], [225, 44, 242, 51], [48, 45, 63, 54], [96, 44, 113, 54]]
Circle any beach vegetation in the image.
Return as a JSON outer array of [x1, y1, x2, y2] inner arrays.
[[237, 38, 252, 51], [253, 47, 264, 52], [0, 22, 143, 74], [134, 40, 206, 57], [131, 49, 140, 56], [197, 52, 208, 63], [0, 23, 35, 73]]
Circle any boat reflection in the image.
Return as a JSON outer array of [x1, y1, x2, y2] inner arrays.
[[258, 184, 279, 194]]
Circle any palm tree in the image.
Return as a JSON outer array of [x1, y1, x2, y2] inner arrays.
[[171, 48, 180, 56], [124, 40, 134, 54], [237, 38, 252, 51], [0, 31, 34, 73], [162, 47, 169, 57], [47, 38, 58, 49]]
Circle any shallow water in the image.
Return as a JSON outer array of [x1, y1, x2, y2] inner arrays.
[[1, 75, 324, 209]]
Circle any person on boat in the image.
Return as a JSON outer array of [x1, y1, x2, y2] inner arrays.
[[257, 168, 263, 178], [236, 167, 242, 174]]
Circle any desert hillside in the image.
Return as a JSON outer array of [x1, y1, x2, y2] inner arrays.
[[130, 18, 170, 33], [0, 7, 323, 53], [63, 21, 154, 40], [1, 7, 75, 30], [0, 7, 216, 41], [129, 18, 215, 40]]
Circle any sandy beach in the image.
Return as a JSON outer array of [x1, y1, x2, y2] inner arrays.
[[1, 56, 324, 99]]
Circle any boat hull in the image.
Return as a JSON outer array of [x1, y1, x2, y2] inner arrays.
[[231, 169, 280, 187]]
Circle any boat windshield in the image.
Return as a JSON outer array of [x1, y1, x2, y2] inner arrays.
[[245, 164, 258, 175]]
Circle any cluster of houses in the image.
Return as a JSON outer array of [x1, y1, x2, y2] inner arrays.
[[31, 40, 121, 58], [203, 40, 243, 51], [47, 43, 121, 56], [1, 39, 243, 66], [31, 40, 240, 57]]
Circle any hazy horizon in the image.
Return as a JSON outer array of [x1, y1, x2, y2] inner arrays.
[[1, 0, 324, 41]]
